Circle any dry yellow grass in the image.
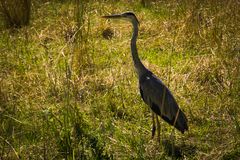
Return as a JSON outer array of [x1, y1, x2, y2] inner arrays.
[[0, 0, 239, 159]]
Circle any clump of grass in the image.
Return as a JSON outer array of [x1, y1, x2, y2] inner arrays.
[[222, 144, 240, 160], [0, 0, 239, 159], [74, 0, 91, 70], [0, 0, 31, 28]]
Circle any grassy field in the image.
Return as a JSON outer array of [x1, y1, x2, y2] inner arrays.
[[0, 0, 240, 159]]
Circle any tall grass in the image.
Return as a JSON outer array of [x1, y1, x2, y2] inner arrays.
[[0, 0, 31, 28], [0, 0, 239, 159], [74, 0, 91, 71]]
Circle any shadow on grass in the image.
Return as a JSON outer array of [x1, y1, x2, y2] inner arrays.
[[222, 144, 240, 160], [162, 139, 197, 159]]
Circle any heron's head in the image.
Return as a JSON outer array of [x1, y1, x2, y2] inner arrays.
[[102, 11, 139, 25]]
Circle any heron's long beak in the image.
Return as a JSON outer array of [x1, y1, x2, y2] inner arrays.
[[102, 13, 140, 26], [102, 14, 123, 19]]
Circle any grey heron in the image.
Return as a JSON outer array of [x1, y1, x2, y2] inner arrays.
[[102, 11, 188, 139]]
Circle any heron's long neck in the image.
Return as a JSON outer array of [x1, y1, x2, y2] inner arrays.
[[131, 22, 147, 77]]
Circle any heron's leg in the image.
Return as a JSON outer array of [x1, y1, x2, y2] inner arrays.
[[151, 111, 156, 139], [156, 114, 161, 143]]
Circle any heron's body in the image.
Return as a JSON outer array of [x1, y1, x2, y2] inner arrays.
[[139, 70, 188, 133], [103, 11, 188, 135]]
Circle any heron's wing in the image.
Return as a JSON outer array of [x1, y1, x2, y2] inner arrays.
[[139, 71, 188, 133]]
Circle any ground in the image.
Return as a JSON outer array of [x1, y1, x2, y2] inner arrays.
[[0, 0, 239, 159]]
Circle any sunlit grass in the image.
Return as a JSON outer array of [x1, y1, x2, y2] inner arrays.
[[0, 0, 239, 159]]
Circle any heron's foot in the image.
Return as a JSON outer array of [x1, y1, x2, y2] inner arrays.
[[151, 125, 156, 139]]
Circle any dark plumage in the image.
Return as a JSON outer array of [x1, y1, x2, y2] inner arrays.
[[139, 70, 188, 133]]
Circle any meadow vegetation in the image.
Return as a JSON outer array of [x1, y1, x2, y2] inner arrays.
[[0, 0, 239, 159]]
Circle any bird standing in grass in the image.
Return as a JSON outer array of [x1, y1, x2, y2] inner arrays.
[[102, 11, 188, 140]]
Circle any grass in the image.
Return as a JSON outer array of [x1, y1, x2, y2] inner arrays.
[[0, 0, 31, 27], [0, 0, 239, 159]]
